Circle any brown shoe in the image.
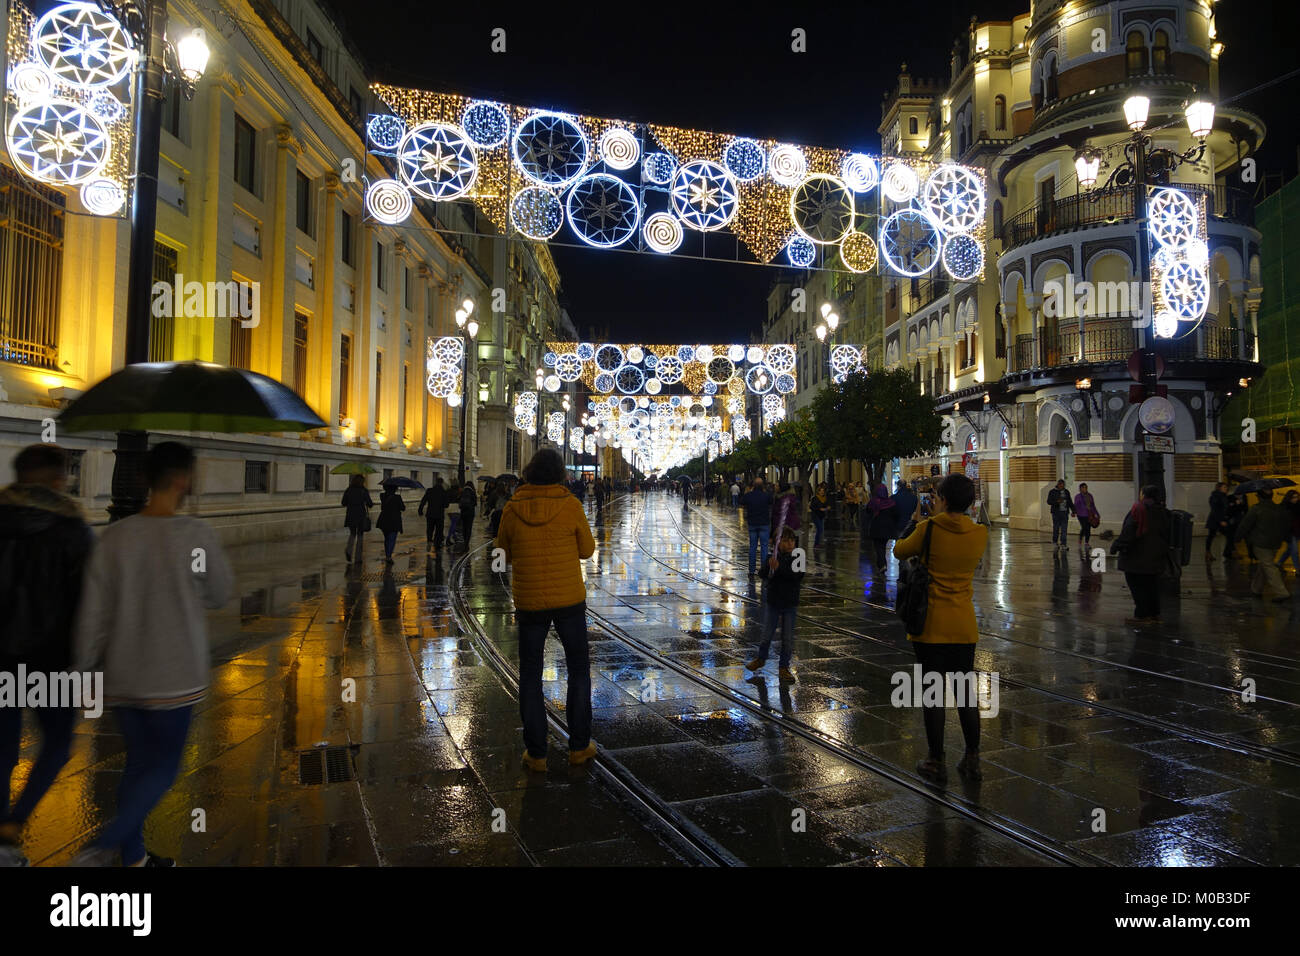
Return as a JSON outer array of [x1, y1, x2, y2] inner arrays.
[[568, 742, 598, 765], [521, 751, 547, 773]]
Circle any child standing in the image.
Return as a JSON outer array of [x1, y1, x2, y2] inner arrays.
[[745, 528, 806, 681]]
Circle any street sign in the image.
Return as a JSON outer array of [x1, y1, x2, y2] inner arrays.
[[1127, 349, 1165, 382], [1143, 434, 1174, 454]]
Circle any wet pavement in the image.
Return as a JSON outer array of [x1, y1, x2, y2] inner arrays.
[[6, 492, 1299, 865]]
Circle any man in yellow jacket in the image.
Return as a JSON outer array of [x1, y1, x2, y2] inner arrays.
[[893, 473, 988, 785], [495, 448, 597, 772]]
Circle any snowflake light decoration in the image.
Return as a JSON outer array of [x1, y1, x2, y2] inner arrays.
[[671, 160, 739, 232], [594, 344, 625, 373], [765, 344, 796, 374], [33, 2, 135, 90], [566, 174, 640, 248], [6, 99, 109, 185], [460, 101, 509, 148], [921, 163, 985, 235], [397, 123, 478, 201], [723, 137, 765, 181], [513, 111, 589, 188], [1148, 187, 1198, 249], [790, 174, 855, 244], [510, 186, 564, 239], [829, 344, 863, 383], [880, 208, 942, 276], [1160, 261, 1210, 322], [555, 353, 583, 382], [745, 365, 774, 394], [881, 161, 919, 203]]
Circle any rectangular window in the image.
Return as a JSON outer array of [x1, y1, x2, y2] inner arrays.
[[339, 332, 352, 421], [382, 467, 393, 483], [348, 86, 364, 120], [375, 241, 386, 290], [292, 310, 309, 396], [409, 469, 419, 482], [295, 170, 313, 235], [244, 460, 269, 493], [229, 317, 252, 369], [306, 29, 323, 65], [161, 81, 184, 140], [304, 463, 323, 492], [375, 351, 383, 432], [403, 266, 412, 310], [150, 241, 179, 362], [0, 165, 64, 370], [341, 210, 355, 266], [401, 362, 409, 435], [233, 115, 257, 193]]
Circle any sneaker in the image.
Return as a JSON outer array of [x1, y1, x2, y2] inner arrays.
[[956, 752, 983, 781], [778, 667, 795, 682], [916, 757, 947, 784], [69, 845, 118, 867], [744, 658, 766, 672], [568, 742, 598, 765], [521, 751, 547, 773]]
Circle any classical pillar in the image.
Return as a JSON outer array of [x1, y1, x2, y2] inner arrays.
[[314, 172, 342, 423], [257, 123, 300, 383], [355, 223, 375, 440], [195, 71, 241, 363]]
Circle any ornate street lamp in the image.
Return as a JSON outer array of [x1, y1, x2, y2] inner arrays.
[[455, 298, 477, 485]]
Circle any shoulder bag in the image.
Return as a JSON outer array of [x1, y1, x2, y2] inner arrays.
[[895, 519, 935, 635]]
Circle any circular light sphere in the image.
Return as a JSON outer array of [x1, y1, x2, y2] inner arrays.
[[543, 374, 562, 393], [676, 345, 695, 363], [671, 160, 739, 232], [576, 342, 595, 361], [723, 137, 766, 181], [839, 231, 879, 273], [766, 344, 796, 373], [786, 235, 816, 268], [645, 377, 662, 395], [34, 3, 135, 89], [1160, 261, 1210, 322], [769, 144, 807, 186], [555, 353, 583, 382], [510, 186, 564, 239], [643, 212, 684, 253], [880, 208, 943, 277], [1148, 187, 1199, 249], [921, 163, 986, 235], [642, 151, 676, 186], [365, 179, 413, 224], [594, 343, 625, 373], [707, 356, 735, 385], [881, 161, 920, 203], [774, 373, 796, 394], [941, 232, 984, 281], [80, 177, 125, 215], [745, 365, 774, 394], [841, 153, 880, 193], [727, 344, 746, 362], [397, 122, 478, 200], [746, 345, 765, 365], [599, 128, 640, 170], [366, 114, 406, 150], [566, 173, 641, 248], [460, 101, 509, 148], [656, 355, 684, 384], [1152, 310, 1180, 339], [790, 173, 855, 244], [627, 345, 645, 364], [594, 371, 615, 393], [6, 99, 109, 185], [513, 111, 589, 188], [696, 345, 714, 363]]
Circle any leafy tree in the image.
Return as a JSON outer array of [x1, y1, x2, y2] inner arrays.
[[811, 368, 944, 489], [767, 409, 823, 483]]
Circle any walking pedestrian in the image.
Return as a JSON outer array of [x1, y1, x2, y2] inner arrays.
[[864, 483, 897, 567], [771, 481, 802, 557], [844, 481, 860, 529], [457, 480, 478, 547], [893, 473, 989, 785], [594, 475, 606, 514], [730, 480, 740, 509], [418, 476, 447, 551], [495, 448, 597, 771], [738, 478, 773, 577], [1073, 482, 1099, 547], [1223, 493, 1246, 561], [745, 528, 805, 681], [71, 441, 233, 866], [892, 478, 917, 524], [377, 483, 405, 564], [1110, 484, 1172, 625], [1279, 490, 1300, 575], [1046, 479, 1076, 549], [341, 473, 373, 564], [810, 482, 829, 547], [0, 445, 94, 867], [1237, 489, 1292, 601], [1205, 482, 1229, 561]]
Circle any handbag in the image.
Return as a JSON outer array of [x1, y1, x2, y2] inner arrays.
[[895, 520, 935, 635], [361, 514, 372, 532], [1089, 513, 1100, 528]]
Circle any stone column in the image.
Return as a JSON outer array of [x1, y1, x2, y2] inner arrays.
[[259, 123, 300, 383], [195, 71, 241, 363], [314, 173, 342, 425]]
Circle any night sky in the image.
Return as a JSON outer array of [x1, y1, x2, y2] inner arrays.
[[326, 1, 1300, 342]]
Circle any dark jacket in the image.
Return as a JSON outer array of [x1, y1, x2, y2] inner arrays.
[[739, 488, 772, 527], [1111, 500, 1171, 574], [418, 484, 446, 518], [761, 548, 805, 610], [1047, 487, 1075, 516], [376, 491, 405, 533], [459, 484, 478, 514], [810, 494, 828, 520], [0, 483, 93, 670], [1206, 490, 1228, 530], [1237, 498, 1291, 551], [341, 485, 374, 529], [891, 486, 918, 521]]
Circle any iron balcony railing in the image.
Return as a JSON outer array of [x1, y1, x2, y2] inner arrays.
[[1007, 321, 1255, 374], [1000, 182, 1255, 250]]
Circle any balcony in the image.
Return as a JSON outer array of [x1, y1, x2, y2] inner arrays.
[[1007, 320, 1257, 376], [1000, 183, 1255, 251], [908, 276, 949, 312]]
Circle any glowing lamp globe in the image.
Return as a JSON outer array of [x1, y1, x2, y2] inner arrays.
[[175, 30, 211, 84], [1185, 100, 1215, 140], [1124, 95, 1150, 131], [1074, 151, 1100, 189]]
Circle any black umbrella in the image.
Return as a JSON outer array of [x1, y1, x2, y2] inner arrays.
[[1233, 477, 1296, 496], [381, 475, 424, 489], [58, 361, 327, 433]]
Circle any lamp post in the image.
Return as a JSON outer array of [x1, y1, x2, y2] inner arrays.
[[533, 367, 545, 452], [99, 1, 209, 520], [454, 297, 478, 486], [561, 392, 571, 473]]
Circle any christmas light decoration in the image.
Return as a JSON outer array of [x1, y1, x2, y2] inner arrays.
[[786, 235, 816, 267], [765, 343, 795, 373], [839, 231, 878, 273], [746, 345, 764, 365], [7, 98, 109, 184], [768, 144, 807, 186], [513, 111, 589, 188], [1148, 186, 1198, 249], [33, 3, 134, 89], [366, 114, 406, 150], [87, 90, 124, 124], [627, 345, 645, 364], [460, 100, 508, 147], [366, 178, 414, 224], [566, 173, 640, 247], [599, 127, 639, 170], [643, 151, 676, 185], [79, 175, 123, 215], [841, 153, 879, 193], [8, 62, 54, 102], [941, 232, 984, 281], [880, 208, 942, 277], [543, 373, 562, 392], [921, 163, 985, 235], [510, 185, 564, 239], [555, 352, 583, 382], [594, 344, 625, 372], [397, 122, 478, 200], [723, 137, 765, 181], [829, 344, 863, 383], [1160, 261, 1210, 322], [790, 173, 854, 244], [671, 160, 739, 232], [881, 161, 919, 202], [547, 411, 565, 443], [643, 212, 683, 253], [745, 364, 773, 393]]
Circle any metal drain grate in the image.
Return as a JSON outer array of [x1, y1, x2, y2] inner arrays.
[[297, 746, 356, 785]]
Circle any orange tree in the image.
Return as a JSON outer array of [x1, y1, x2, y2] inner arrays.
[[811, 368, 944, 489]]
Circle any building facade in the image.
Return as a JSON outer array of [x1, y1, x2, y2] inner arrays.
[[0, 0, 571, 541], [881, 0, 1263, 532]]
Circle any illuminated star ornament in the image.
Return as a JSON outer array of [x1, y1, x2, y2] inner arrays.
[[33, 2, 135, 89], [7, 99, 109, 184], [880, 209, 942, 277], [671, 161, 738, 232], [397, 123, 478, 200]]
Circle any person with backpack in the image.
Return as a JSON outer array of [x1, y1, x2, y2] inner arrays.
[[1046, 479, 1076, 550], [1073, 482, 1099, 547], [376, 482, 405, 565], [745, 528, 805, 681], [770, 481, 802, 563], [341, 473, 374, 564], [418, 476, 448, 552], [1110, 484, 1172, 625], [457, 481, 478, 548], [0, 445, 94, 867], [893, 474, 989, 785]]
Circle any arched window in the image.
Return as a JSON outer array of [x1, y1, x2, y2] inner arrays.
[[995, 95, 1006, 131], [1045, 61, 1058, 101], [1126, 30, 1148, 75], [1152, 29, 1170, 73], [908, 116, 919, 135]]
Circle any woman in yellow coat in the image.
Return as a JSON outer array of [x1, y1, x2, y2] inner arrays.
[[893, 473, 989, 785], [495, 447, 597, 772]]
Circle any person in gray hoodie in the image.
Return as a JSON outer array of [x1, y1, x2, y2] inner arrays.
[[1237, 488, 1292, 601], [72, 442, 233, 866]]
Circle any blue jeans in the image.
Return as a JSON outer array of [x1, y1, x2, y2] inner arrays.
[[748, 525, 770, 575], [383, 531, 398, 557], [757, 605, 796, 666], [93, 705, 193, 865], [0, 703, 76, 825], [517, 602, 591, 758], [812, 515, 825, 546], [1284, 537, 1300, 572], [1051, 512, 1069, 543]]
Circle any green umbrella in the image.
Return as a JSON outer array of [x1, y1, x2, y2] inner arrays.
[[331, 462, 377, 475], [58, 361, 327, 433]]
